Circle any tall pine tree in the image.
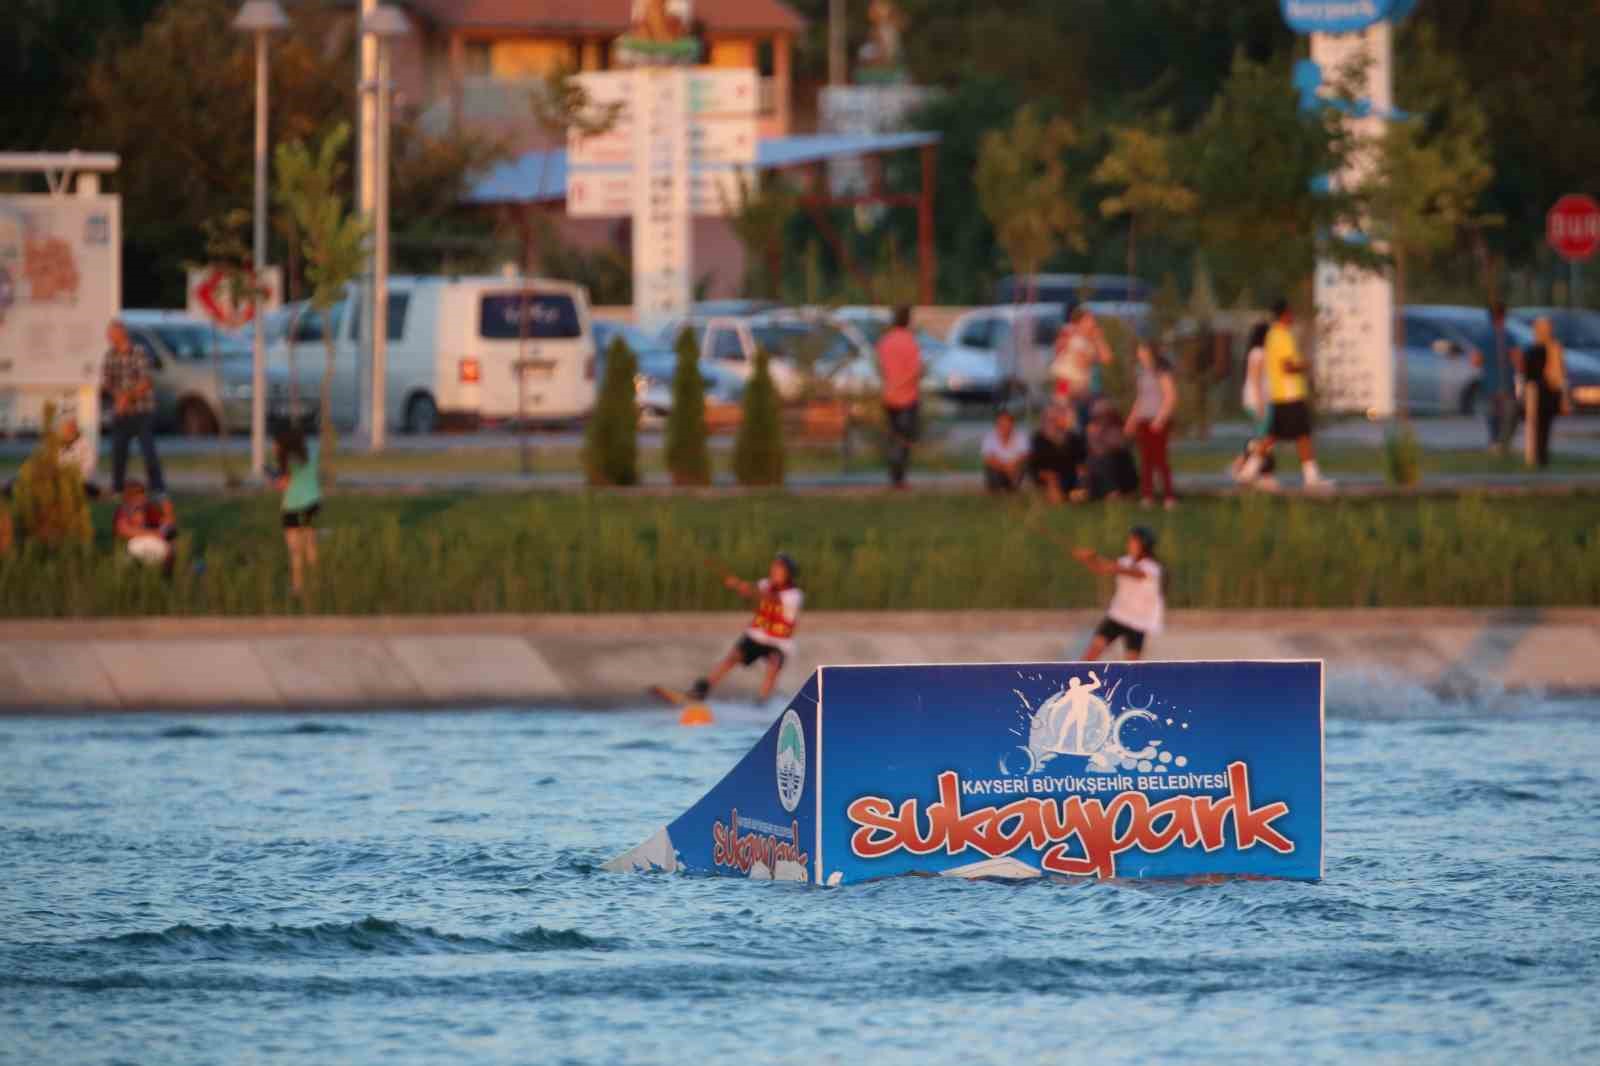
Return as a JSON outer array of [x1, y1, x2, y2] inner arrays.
[[732, 349, 785, 486], [664, 327, 711, 486], [584, 336, 639, 486]]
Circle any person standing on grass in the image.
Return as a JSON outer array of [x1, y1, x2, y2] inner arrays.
[[980, 409, 1030, 492], [1052, 306, 1114, 428], [1479, 302, 1523, 454], [692, 553, 802, 703], [272, 427, 321, 597], [1237, 299, 1331, 491], [1521, 316, 1570, 468], [101, 319, 165, 499], [1126, 341, 1178, 509], [877, 306, 922, 490], [1233, 321, 1278, 489], [1071, 526, 1164, 662]]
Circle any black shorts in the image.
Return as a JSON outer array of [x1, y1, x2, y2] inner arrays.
[[735, 635, 785, 667], [281, 503, 320, 529], [1269, 400, 1312, 440], [1094, 617, 1146, 653]]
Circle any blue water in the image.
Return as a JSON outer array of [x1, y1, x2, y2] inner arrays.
[[3, 680, 1598, 1065]]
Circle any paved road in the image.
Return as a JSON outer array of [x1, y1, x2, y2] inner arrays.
[[10, 416, 1598, 494]]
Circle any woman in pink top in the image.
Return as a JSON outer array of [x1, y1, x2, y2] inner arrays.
[[877, 306, 923, 488]]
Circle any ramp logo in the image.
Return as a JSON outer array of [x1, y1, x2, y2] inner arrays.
[[775, 708, 805, 812], [1003, 670, 1183, 777]]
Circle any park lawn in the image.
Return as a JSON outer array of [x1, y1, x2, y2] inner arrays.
[[4, 489, 1596, 617]]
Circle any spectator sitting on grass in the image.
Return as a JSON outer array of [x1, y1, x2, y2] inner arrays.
[[1083, 399, 1139, 501], [3, 415, 100, 501], [1029, 402, 1086, 504], [58, 417, 101, 499], [113, 480, 177, 572], [980, 410, 1030, 493]]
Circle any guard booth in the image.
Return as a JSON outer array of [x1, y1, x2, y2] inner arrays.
[[0, 152, 121, 449]]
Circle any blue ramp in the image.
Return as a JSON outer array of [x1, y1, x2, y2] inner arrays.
[[606, 661, 1324, 884]]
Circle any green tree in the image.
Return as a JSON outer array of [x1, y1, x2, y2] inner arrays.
[[1184, 49, 1373, 305], [732, 350, 784, 487], [901, 77, 1019, 302], [1359, 29, 1496, 415], [274, 123, 370, 467], [10, 403, 91, 552], [664, 328, 711, 486], [69, 0, 506, 305], [584, 336, 639, 486], [1092, 119, 1197, 281], [524, 65, 624, 273], [720, 168, 800, 299], [975, 105, 1083, 301]]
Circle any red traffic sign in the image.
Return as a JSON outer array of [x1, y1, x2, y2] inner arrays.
[[1547, 194, 1600, 263], [195, 266, 255, 328]]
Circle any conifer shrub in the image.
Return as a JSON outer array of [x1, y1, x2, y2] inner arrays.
[[584, 335, 639, 486], [664, 326, 711, 486], [11, 403, 92, 551], [732, 348, 785, 486]]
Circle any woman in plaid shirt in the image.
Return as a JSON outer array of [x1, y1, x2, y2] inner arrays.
[[101, 319, 166, 497]]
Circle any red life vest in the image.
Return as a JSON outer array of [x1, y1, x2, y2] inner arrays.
[[751, 588, 797, 640]]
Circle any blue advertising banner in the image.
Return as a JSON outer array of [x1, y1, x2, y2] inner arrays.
[[608, 661, 1324, 885], [1281, 0, 1414, 34]]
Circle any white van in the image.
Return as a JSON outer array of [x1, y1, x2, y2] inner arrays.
[[269, 275, 597, 432]]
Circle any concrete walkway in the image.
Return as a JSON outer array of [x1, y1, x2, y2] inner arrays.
[[4, 609, 1597, 712]]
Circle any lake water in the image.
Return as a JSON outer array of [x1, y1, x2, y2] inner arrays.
[[3, 677, 1598, 1065]]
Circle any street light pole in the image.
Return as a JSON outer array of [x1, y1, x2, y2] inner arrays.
[[362, 5, 410, 452], [234, 0, 288, 479]]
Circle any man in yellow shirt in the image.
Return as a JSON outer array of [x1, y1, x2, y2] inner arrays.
[[1237, 299, 1331, 490]]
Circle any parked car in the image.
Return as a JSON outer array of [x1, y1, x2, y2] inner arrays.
[[268, 276, 597, 433], [118, 310, 291, 435], [1510, 307, 1600, 411], [592, 319, 742, 421], [654, 311, 850, 400], [992, 273, 1149, 306], [829, 306, 1004, 404], [1396, 306, 1486, 414], [947, 303, 1064, 395]]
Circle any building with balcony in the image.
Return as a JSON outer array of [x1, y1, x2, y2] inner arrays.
[[399, 0, 805, 148]]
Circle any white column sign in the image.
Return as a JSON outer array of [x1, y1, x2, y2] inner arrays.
[[1309, 21, 1396, 418], [631, 68, 692, 326]]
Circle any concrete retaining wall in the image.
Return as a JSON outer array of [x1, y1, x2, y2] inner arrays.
[[3, 609, 1598, 712]]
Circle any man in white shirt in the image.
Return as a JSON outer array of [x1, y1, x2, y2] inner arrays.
[[981, 410, 1030, 492]]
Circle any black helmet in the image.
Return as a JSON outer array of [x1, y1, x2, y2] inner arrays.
[[1130, 526, 1158, 553], [774, 552, 799, 584]]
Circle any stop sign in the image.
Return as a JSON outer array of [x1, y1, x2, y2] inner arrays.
[[1547, 194, 1600, 262]]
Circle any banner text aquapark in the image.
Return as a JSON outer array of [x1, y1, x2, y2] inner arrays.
[[847, 761, 1295, 879]]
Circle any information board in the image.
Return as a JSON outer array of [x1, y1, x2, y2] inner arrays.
[[0, 194, 120, 390]]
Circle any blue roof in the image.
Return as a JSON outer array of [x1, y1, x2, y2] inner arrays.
[[465, 131, 940, 205]]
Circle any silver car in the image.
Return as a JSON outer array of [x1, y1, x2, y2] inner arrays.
[[118, 311, 291, 435]]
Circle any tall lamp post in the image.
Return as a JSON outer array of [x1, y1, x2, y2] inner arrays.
[[234, 0, 289, 478], [362, 4, 410, 451]]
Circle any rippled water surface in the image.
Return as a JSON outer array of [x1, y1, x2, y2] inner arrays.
[[3, 680, 1598, 1065]]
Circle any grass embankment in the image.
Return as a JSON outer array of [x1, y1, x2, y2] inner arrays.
[[3, 492, 1596, 617]]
